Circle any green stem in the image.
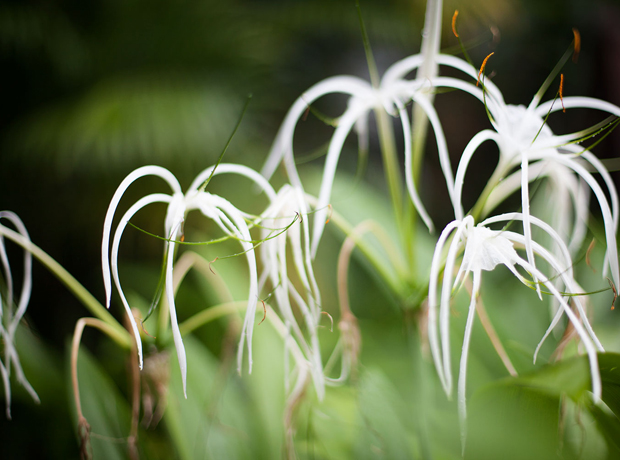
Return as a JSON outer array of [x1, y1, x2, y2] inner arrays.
[[375, 108, 406, 247], [469, 162, 507, 222], [179, 301, 245, 336], [0, 225, 131, 349], [407, 106, 432, 271]]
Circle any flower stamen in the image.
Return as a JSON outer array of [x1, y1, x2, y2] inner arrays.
[[258, 299, 267, 325], [572, 28, 581, 63], [452, 10, 459, 38], [325, 204, 333, 224], [608, 277, 617, 310], [477, 52, 494, 87], [321, 311, 334, 332], [559, 74, 566, 113]]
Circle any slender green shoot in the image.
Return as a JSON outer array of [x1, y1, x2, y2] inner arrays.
[[198, 94, 253, 193], [355, 0, 380, 88]]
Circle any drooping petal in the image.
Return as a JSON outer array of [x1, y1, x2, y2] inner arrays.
[[164, 232, 188, 398], [102, 166, 182, 309], [394, 98, 434, 231], [543, 153, 619, 289], [261, 76, 373, 186], [428, 220, 463, 393], [439, 217, 472, 394], [458, 268, 482, 452], [197, 194, 259, 374], [519, 149, 543, 299], [0, 212, 32, 340], [511, 242, 602, 401], [110, 193, 174, 370], [453, 130, 503, 221], [311, 99, 374, 257]]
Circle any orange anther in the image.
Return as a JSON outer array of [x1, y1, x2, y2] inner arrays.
[[572, 28, 581, 63], [559, 74, 566, 113], [452, 10, 459, 38], [477, 52, 494, 87], [259, 300, 267, 325], [609, 278, 618, 311]]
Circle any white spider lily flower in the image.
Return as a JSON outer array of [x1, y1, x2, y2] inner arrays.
[[438, 61, 620, 294], [428, 214, 603, 446], [261, 0, 451, 258], [102, 164, 275, 397], [261, 59, 464, 258], [259, 185, 326, 400], [386, 53, 619, 291], [0, 212, 40, 418]]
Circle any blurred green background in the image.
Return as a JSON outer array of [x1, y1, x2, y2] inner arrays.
[[1, 0, 619, 458]]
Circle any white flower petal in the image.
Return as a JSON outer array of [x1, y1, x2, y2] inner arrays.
[[102, 166, 182, 309], [110, 193, 174, 370]]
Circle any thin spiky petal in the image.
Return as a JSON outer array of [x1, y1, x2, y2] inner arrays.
[[102, 166, 182, 309], [428, 220, 462, 393], [110, 193, 174, 369]]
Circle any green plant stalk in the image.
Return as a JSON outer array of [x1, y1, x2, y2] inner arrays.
[[0, 225, 131, 349], [469, 161, 508, 222], [407, 106, 432, 273], [375, 108, 406, 251], [179, 301, 246, 336], [356, 0, 407, 268]]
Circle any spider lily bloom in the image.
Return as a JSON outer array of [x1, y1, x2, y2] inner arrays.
[[102, 164, 276, 397], [0, 212, 40, 418], [259, 185, 326, 400], [428, 214, 604, 446], [439, 62, 620, 294], [385, 52, 620, 292], [261, 0, 453, 259]]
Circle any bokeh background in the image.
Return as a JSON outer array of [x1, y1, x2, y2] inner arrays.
[[1, 0, 619, 457]]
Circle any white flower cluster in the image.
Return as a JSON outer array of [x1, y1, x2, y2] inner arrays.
[[101, 1, 618, 437]]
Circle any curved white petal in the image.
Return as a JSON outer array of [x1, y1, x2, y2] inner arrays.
[[428, 221, 462, 393], [439, 217, 472, 394], [0, 212, 32, 339], [102, 166, 182, 309], [261, 76, 373, 183], [536, 97, 620, 118], [510, 241, 602, 401], [458, 269, 481, 450], [164, 233, 188, 398], [110, 193, 174, 370], [311, 100, 372, 257], [395, 98, 434, 231], [409, 91, 457, 218], [453, 130, 502, 220], [200, 194, 259, 374], [545, 154, 619, 289]]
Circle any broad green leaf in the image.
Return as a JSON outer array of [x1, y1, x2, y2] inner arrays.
[[166, 328, 285, 460], [466, 383, 560, 460], [353, 368, 415, 459], [599, 353, 620, 418]]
